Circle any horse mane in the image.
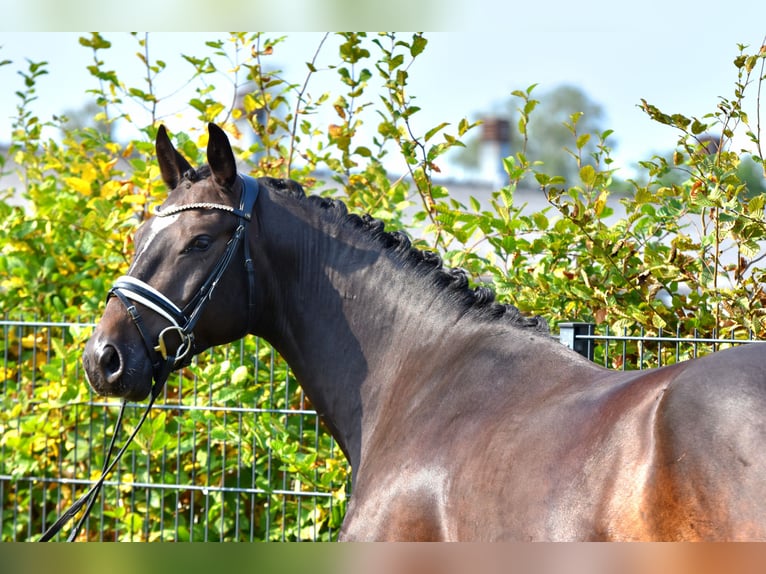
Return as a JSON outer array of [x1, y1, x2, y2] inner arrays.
[[296, 189, 550, 334], [180, 172, 548, 333]]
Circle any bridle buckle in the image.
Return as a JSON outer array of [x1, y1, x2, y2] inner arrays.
[[154, 325, 193, 364]]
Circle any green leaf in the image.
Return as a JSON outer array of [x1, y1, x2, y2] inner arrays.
[[580, 165, 597, 187], [532, 212, 549, 230], [79, 33, 111, 50], [576, 133, 591, 150], [534, 172, 551, 186], [210, 427, 229, 442], [410, 35, 428, 57], [458, 118, 472, 136], [691, 119, 707, 135], [523, 99, 538, 115], [231, 365, 249, 385]]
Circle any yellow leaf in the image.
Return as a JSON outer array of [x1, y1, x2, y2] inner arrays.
[[594, 189, 609, 217], [81, 163, 98, 181], [119, 473, 135, 493], [243, 93, 258, 114], [122, 142, 135, 158], [0, 367, 18, 384], [102, 180, 123, 198], [98, 157, 119, 177], [64, 176, 92, 196], [1, 429, 20, 449], [21, 333, 44, 349], [206, 102, 225, 120], [333, 488, 346, 503], [121, 194, 146, 205]]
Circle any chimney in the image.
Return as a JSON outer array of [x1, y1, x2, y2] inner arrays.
[[478, 118, 511, 188]]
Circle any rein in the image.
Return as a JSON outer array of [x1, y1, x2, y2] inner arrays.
[[39, 174, 260, 542]]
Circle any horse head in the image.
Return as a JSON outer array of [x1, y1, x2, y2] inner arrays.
[[83, 123, 260, 401]]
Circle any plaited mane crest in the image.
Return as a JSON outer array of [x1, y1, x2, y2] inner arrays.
[[290, 189, 550, 333]]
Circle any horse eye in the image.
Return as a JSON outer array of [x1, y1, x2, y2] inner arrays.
[[186, 235, 212, 253]]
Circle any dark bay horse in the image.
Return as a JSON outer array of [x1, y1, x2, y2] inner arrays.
[[83, 123, 766, 541]]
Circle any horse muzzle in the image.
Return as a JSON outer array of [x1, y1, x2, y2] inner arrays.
[[83, 319, 154, 401]]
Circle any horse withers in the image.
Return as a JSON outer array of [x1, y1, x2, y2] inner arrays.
[[83, 123, 766, 541]]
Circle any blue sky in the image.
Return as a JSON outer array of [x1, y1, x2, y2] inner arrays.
[[1, 1, 764, 180]]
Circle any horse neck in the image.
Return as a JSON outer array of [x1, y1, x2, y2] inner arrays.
[[251, 191, 470, 470]]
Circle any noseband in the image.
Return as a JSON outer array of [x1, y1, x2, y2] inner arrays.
[[109, 174, 260, 397]]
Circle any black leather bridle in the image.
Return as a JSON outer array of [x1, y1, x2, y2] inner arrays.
[[109, 174, 260, 397], [40, 174, 260, 541]]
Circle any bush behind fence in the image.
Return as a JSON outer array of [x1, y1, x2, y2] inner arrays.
[[0, 318, 349, 542]]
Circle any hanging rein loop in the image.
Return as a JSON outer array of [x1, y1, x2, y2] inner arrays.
[[39, 397, 151, 542], [40, 174, 260, 542]]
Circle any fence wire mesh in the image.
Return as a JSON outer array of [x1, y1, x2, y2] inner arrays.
[[0, 318, 349, 542], [560, 322, 765, 369]]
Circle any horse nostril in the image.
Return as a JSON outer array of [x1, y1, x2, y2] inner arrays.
[[99, 344, 123, 384]]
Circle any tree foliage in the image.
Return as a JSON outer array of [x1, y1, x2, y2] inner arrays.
[[453, 84, 610, 185], [0, 33, 765, 540]]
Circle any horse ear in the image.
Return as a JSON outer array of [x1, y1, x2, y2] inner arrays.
[[207, 123, 238, 188], [156, 125, 193, 190]]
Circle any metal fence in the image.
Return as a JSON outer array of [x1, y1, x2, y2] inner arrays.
[[3, 318, 763, 542], [0, 318, 349, 542], [558, 322, 765, 368]]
